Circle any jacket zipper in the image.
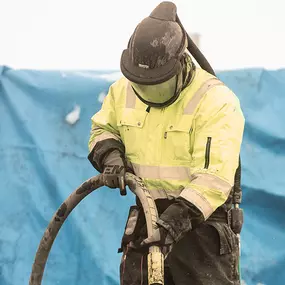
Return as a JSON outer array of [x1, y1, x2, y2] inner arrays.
[[204, 137, 212, 169]]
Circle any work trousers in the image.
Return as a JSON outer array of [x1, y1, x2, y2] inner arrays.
[[119, 204, 240, 285]]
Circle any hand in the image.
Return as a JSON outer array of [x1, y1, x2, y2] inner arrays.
[[149, 198, 193, 244], [140, 224, 174, 247], [102, 150, 126, 195]]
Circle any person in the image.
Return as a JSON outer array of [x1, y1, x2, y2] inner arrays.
[[88, 2, 245, 284]]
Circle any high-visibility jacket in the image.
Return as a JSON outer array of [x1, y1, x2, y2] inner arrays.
[[88, 68, 245, 220]]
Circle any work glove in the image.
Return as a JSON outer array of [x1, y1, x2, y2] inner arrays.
[[140, 198, 195, 247], [140, 223, 175, 247], [102, 150, 126, 195]]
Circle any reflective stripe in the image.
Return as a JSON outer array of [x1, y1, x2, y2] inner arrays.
[[131, 163, 191, 181], [89, 132, 120, 150], [179, 187, 214, 219], [190, 173, 232, 195], [125, 82, 136, 109], [184, 78, 224, 115]]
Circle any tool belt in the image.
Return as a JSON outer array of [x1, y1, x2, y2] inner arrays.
[[118, 199, 243, 253]]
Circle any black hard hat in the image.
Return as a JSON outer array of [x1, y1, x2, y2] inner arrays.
[[120, 2, 188, 85]]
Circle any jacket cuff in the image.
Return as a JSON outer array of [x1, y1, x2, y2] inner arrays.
[[88, 138, 125, 173]]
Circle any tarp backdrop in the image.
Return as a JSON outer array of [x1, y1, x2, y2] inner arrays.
[[0, 66, 284, 285]]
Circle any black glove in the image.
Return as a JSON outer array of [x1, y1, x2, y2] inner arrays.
[[141, 197, 201, 247], [140, 224, 174, 247], [102, 150, 126, 195]]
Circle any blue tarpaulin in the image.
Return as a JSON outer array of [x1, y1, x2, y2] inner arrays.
[[0, 66, 284, 285]]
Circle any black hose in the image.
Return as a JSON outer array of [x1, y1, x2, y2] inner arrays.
[[29, 175, 104, 285], [176, 16, 216, 76], [29, 173, 163, 285]]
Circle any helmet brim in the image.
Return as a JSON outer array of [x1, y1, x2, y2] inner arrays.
[[120, 49, 183, 85]]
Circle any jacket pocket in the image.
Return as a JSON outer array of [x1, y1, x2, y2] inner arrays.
[[117, 109, 147, 128], [117, 109, 148, 158], [163, 117, 193, 161]]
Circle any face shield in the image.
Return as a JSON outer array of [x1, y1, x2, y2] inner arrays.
[[131, 75, 177, 106]]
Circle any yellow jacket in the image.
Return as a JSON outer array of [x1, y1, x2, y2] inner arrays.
[[88, 68, 245, 220]]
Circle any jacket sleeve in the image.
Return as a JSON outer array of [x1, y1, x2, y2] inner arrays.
[[179, 85, 245, 220], [88, 83, 125, 172]]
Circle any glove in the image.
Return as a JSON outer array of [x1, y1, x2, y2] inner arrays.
[[102, 150, 126, 195], [140, 198, 197, 247], [140, 224, 174, 247]]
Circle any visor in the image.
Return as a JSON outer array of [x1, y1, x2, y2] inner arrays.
[[131, 75, 177, 105]]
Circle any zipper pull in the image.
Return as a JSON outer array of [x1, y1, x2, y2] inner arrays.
[[164, 132, 167, 139]]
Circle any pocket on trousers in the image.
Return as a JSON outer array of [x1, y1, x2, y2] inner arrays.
[[207, 222, 236, 255], [207, 221, 240, 281], [118, 205, 147, 252], [120, 206, 141, 249], [163, 120, 193, 161]]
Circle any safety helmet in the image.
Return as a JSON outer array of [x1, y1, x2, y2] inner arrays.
[[120, 2, 192, 107]]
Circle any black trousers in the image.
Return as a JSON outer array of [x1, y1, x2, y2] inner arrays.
[[119, 207, 240, 285]]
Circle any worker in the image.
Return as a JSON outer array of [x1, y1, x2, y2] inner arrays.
[[88, 2, 245, 284]]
